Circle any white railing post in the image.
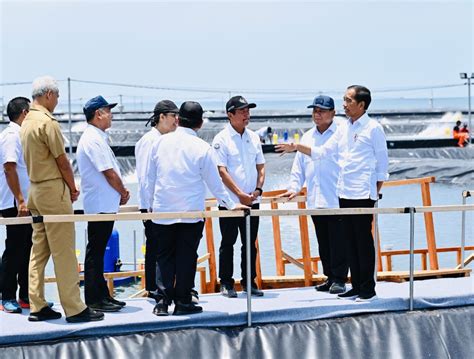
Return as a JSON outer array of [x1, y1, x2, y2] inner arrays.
[[409, 207, 416, 311], [460, 190, 471, 269]]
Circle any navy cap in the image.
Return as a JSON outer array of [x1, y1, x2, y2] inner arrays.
[[83, 96, 117, 116], [179, 101, 204, 122], [226, 96, 256, 113], [307, 95, 335, 110]]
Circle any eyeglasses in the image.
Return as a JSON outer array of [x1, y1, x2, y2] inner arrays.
[[165, 113, 178, 118]]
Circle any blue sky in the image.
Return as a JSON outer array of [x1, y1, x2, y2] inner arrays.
[[1, 0, 473, 107]]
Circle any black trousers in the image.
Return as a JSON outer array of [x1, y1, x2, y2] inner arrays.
[[311, 214, 348, 284], [84, 220, 115, 304], [218, 203, 259, 287], [339, 198, 376, 296], [0, 206, 33, 300], [151, 221, 204, 304], [143, 220, 157, 292]]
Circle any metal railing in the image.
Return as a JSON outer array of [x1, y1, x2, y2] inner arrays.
[[1, 203, 473, 326]]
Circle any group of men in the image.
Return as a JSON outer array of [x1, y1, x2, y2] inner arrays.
[[0, 75, 388, 322], [276, 85, 389, 301], [136, 96, 263, 315]]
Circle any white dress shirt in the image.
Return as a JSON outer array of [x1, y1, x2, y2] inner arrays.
[[147, 127, 236, 225], [310, 113, 389, 200], [0, 122, 30, 210], [288, 121, 340, 209], [135, 127, 162, 211], [212, 124, 265, 203], [77, 124, 122, 214]]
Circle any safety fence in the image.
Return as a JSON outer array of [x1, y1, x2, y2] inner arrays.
[[1, 202, 473, 327]]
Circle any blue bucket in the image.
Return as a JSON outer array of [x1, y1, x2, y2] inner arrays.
[[104, 229, 120, 273]]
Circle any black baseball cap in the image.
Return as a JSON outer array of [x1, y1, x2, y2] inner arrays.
[[307, 95, 335, 110], [226, 95, 256, 113], [146, 100, 179, 126], [83, 96, 117, 117], [179, 101, 204, 122]]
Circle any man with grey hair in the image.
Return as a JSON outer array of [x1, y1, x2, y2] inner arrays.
[[20, 76, 103, 323]]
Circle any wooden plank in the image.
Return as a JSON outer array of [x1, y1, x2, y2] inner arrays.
[[107, 278, 114, 296], [421, 182, 439, 270], [455, 254, 474, 269], [260, 268, 471, 288], [3, 203, 472, 226], [271, 201, 285, 276], [282, 251, 318, 275], [416, 204, 474, 213], [255, 238, 263, 288], [197, 253, 210, 265], [251, 207, 407, 218], [297, 201, 313, 286], [204, 207, 217, 293], [382, 176, 435, 187]]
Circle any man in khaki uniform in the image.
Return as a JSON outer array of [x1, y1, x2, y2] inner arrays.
[[20, 76, 103, 323]]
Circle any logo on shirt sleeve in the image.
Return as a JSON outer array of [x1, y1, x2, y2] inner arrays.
[[213, 143, 220, 149]]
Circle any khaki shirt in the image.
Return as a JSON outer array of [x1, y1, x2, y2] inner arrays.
[[20, 104, 66, 183]]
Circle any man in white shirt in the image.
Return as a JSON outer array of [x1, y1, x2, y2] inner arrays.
[[77, 96, 130, 312], [276, 86, 389, 302], [255, 126, 272, 144], [212, 96, 265, 298], [135, 99, 178, 298], [146, 101, 247, 316], [0, 97, 33, 313], [280, 96, 347, 294]]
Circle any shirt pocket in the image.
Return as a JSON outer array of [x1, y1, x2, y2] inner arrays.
[[227, 148, 241, 166]]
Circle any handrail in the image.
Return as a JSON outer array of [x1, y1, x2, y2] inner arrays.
[[2, 204, 472, 224], [3, 203, 472, 327]]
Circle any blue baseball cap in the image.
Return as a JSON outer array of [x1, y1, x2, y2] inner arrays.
[[307, 95, 335, 110], [83, 95, 117, 116]]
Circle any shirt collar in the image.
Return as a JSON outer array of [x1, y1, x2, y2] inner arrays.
[[350, 112, 370, 127], [226, 123, 247, 138], [30, 104, 56, 120], [177, 126, 198, 137], [87, 123, 108, 140], [314, 120, 337, 136], [8, 121, 21, 130]]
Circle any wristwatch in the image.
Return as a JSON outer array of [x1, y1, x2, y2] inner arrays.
[[255, 187, 263, 196]]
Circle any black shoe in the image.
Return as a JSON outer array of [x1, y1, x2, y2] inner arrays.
[[66, 307, 105, 323], [355, 293, 378, 302], [337, 288, 359, 300], [329, 282, 346, 294], [88, 299, 122, 312], [173, 301, 203, 315], [153, 303, 169, 316], [242, 285, 264, 297], [28, 306, 62, 321], [147, 291, 160, 301], [191, 289, 199, 304], [107, 297, 126, 307], [315, 281, 332, 292], [220, 285, 238, 298]]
